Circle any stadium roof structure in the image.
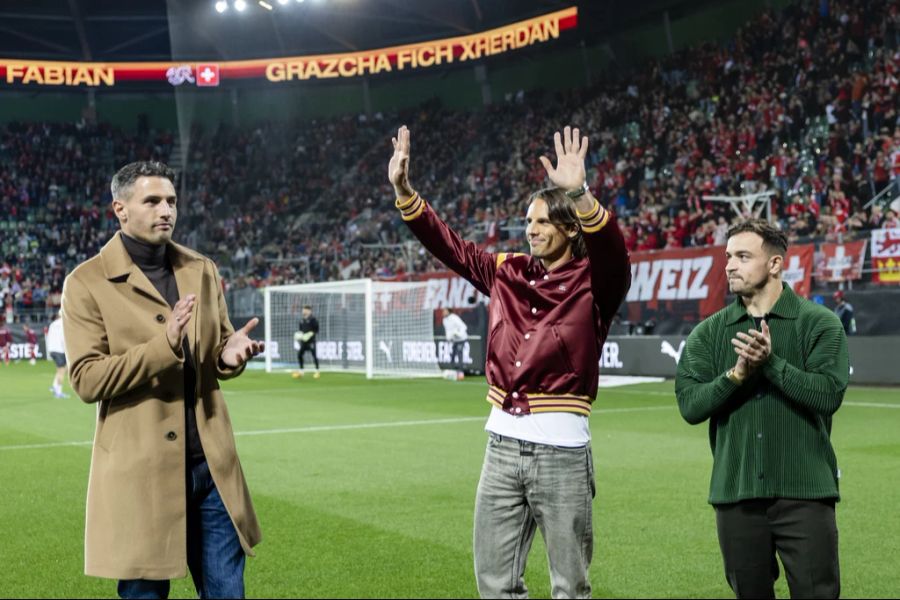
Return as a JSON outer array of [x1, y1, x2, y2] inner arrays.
[[0, 0, 717, 63]]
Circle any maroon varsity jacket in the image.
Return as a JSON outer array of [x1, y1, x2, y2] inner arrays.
[[396, 192, 631, 416]]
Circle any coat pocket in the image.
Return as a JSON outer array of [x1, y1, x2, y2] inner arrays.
[[550, 325, 576, 374], [95, 390, 146, 452], [95, 401, 123, 452]]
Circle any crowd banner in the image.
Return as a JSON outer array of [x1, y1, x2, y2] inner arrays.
[[815, 240, 867, 282], [783, 243, 814, 297], [401, 245, 731, 328], [871, 228, 900, 285], [624, 245, 728, 325]]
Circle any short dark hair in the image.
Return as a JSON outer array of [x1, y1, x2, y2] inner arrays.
[[303, 304, 312, 310], [527, 187, 587, 259], [726, 219, 788, 256], [111, 161, 176, 201]]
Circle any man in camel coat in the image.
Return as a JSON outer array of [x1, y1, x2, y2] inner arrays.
[[61, 161, 263, 599]]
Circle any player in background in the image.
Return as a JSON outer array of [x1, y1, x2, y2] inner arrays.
[[46, 312, 69, 398], [293, 304, 320, 379]]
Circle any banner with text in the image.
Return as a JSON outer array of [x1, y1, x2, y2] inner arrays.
[[397, 242, 815, 325], [624, 245, 728, 325], [598, 335, 900, 385], [0, 323, 45, 362], [0, 7, 576, 89]]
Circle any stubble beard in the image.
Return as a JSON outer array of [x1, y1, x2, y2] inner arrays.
[[729, 273, 769, 298]]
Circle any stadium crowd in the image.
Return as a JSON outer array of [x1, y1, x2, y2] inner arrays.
[[2, 0, 900, 320]]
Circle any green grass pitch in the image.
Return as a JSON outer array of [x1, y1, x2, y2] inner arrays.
[[1, 361, 898, 598]]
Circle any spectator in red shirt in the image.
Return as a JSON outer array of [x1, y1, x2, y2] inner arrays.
[[884, 209, 900, 229], [830, 191, 851, 225]]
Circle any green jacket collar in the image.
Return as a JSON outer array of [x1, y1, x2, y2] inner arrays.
[[724, 282, 801, 325]]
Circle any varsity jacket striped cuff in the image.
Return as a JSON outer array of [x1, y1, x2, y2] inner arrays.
[[575, 199, 610, 233], [395, 192, 426, 221]]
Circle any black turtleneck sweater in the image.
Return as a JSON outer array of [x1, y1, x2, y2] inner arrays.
[[121, 233, 205, 465]]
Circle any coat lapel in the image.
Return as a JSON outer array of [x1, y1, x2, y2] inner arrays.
[[99, 232, 168, 308], [170, 243, 204, 361], [100, 232, 205, 359]]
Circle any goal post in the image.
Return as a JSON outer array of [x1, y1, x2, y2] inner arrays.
[[262, 278, 441, 378]]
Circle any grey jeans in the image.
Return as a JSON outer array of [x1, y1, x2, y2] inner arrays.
[[473, 432, 595, 599]]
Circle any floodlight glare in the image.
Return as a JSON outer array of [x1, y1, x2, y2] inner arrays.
[[277, 0, 289, 4], [259, 0, 273, 8], [215, 0, 228, 12], [234, 0, 247, 11]]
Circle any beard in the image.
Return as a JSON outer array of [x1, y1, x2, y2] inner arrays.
[[728, 273, 768, 297]]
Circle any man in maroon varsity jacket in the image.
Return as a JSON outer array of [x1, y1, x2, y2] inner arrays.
[[389, 125, 631, 598]]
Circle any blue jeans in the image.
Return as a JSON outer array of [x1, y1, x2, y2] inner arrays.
[[473, 433, 595, 599], [118, 461, 246, 599]]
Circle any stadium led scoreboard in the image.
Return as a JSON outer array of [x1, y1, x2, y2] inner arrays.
[[0, 7, 576, 89]]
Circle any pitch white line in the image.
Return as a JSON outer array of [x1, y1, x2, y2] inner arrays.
[[0, 406, 673, 451], [234, 416, 484, 437], [2, 402, 896, 452], [0, 440, 93, 451], [235, 405, 675, 438]]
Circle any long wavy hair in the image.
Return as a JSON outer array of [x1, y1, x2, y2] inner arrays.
[[527, 186, 587, 259]]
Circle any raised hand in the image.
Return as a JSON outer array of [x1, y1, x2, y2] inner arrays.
[[221, 317, 265, 368], [539, 125, 589, 192], [389, 125, 414, 198], [166, 294, 196, 352]]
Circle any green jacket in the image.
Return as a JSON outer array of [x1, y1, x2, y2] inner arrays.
[[675, 283, 849, 504]]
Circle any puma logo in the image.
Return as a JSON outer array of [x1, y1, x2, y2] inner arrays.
[[378, 340, 393, 363], [660, 340, 686, 364]]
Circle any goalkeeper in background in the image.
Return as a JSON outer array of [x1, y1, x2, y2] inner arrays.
[[293, 304, 320, 379]]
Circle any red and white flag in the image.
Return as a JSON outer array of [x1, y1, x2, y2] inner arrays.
[[195, 64, 220, 87], [815, 240, 867, 282], [783, 244, 814, 297]]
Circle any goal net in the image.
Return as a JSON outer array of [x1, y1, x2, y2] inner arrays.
[[263, 279, 441, 378]]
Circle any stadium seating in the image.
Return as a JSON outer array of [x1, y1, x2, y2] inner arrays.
[[2, 0, 899, 320]]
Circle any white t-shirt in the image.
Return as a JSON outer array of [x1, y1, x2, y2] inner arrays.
[[46, 319, 65, 354], [485, 406, 591, 447], [442, 313, 468, 342]]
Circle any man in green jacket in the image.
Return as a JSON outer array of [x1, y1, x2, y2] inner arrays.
[[676, 219, 848, 599]]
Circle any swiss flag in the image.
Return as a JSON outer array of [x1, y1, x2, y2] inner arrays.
[[196, 64, 220, 87]]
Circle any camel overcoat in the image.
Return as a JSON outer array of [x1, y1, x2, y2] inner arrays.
[[61, 231, 262, 580]]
